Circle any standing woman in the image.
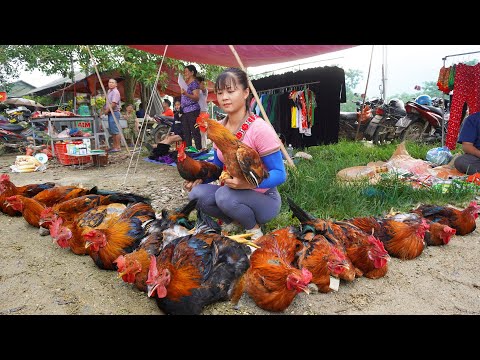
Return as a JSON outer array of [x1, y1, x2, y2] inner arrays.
[[184, 67, 287, 240], [180, 65, 202, 150], [122, 103, 139, 147]]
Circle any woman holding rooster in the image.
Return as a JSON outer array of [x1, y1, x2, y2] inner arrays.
[[184, 67, 287, 240]]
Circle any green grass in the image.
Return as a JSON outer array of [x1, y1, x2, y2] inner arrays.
[[268, 140, 476, 232]]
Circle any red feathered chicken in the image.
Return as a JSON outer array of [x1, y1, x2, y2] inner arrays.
[[386, 212, 456, 246], [176, 141, 222, 182], [412, 201, 480, 236], [0, 174, 54, 216], [32, 185, 96, 207], [49, 203, 127, 255], [195, 113, 268, 187], [349, 216, 429, 260], [331, 221, 390, 279], [4, 195, 46, 227], [245, 226, 312, 312], [286, 197, 357, 282]]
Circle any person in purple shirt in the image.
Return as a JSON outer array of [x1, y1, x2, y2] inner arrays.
[[454, 111, 480, 174], [180, 65, 202, 150], [103, 78, 122, 152]]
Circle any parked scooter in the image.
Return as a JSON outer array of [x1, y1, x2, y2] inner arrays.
[[395, 94, 448, 143], [366, 98, 407, 145], [339, 97, 382, 141]]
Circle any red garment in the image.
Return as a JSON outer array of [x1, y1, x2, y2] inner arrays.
[[162, 109, 174, 117], [446, 63, 480, 150]]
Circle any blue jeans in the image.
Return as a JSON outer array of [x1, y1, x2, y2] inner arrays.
[[108, 111, 121, 135]]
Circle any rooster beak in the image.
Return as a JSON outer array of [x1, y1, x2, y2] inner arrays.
[[117, 271, 126, 279], [300, 285, 310, 295], [147, 284, 159, 298], [194, 124, 199, 128], [85, 241, 92, 249]]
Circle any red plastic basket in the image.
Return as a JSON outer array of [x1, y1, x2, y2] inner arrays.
[[54, 141, 92, 166]]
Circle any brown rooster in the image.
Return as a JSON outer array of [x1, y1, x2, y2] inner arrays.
[[286, 197, 357, 282], [114, 199, 198, 292], [176, 141, 222, 182], [195, 113, 268, 187], [32, 185, 96, 207], [4, 195, 46, 227], [296, 232, 354, 293], [386, 212, 456, 246], [349, 216, 429, 260], [245, 227, 312, 312], [331, 221, 390, 279], [412, 201, 480, 236], [39, 192, 150, 230], [0, 174, 54, 216], [49, 203, 127, 255], [146, 211, 251, 315], [82, 202, 156, 270]]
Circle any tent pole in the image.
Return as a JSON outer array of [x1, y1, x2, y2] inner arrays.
[[228, 45, 295, 167], [355, 45, 374, 141], [85, 46, 130, 154]]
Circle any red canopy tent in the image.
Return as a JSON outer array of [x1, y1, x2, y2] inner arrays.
[[130, 45, 356, 68]]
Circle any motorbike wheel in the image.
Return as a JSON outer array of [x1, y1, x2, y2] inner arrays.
[[151, 124, 170, 144], [372, 126, 390, 145], [401, 121, 425, 142]]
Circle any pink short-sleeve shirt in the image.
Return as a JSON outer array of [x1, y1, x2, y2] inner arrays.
[[213, 114, 281, 193]]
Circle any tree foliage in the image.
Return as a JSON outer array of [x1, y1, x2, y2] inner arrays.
[[0, 45, 225, 106]]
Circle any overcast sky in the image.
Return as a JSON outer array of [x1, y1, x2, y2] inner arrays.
[[20, 45, 480, 100]]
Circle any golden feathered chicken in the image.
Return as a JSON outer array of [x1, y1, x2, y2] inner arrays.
[[195, 113, 268, 187]]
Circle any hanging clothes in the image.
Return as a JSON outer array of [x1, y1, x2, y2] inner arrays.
[[446, 63, 480, 150]]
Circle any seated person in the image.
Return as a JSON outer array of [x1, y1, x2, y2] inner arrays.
[[136, 103, 145, 118], [162, 99, 174, 117], [454, 111, 480, 174], [148, 133, 182, 160]]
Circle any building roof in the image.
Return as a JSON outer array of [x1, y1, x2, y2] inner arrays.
[[8, 80, 36, 97], [25, 71, 87, 96]]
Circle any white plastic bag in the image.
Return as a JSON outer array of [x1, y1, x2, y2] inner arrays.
[[426, 146, 452, 166]]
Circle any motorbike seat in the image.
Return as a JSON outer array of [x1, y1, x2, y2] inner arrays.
[[425, 105, 444, 117], [0, 123, 24, 132], [339, 112, 359, 122]]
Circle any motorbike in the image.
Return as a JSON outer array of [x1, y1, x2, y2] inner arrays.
[[338, 97, 382, 141], [151, 114, 177, 143], [0, 109, 47, 151], [395, 95, 448, 144], [366, 98, 407, 145]]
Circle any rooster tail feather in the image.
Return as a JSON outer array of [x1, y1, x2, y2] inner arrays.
[[178, 199, 198, 217], [287, 197, 316, 222], [194, 210, 221, 234], [105, 193, 152, 205], [87, 186, 98, 194]]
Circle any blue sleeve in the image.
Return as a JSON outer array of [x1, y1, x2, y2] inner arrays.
[[258, 150, 287, 189], [202, 149, 224, 184]]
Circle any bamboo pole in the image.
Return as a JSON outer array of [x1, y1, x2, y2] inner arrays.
[[85, 45, 130, 154], [228, 45, 295, 167], [355, 45, 375, 141]]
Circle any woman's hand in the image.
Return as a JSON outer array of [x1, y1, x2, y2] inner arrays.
[[223, 176, 256, 190], [184, 179, 203, 192]]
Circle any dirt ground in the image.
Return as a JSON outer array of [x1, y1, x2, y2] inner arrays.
[[1, 149, 480, 316]]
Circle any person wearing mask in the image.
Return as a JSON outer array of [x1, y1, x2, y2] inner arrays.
[[184, 67, 287, 240], [180, 65, 202, 150], [196, 75, 209, 150], [103, 78, 122, 152]]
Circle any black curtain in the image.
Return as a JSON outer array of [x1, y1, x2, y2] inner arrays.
[[251, 66, 346, 148]]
